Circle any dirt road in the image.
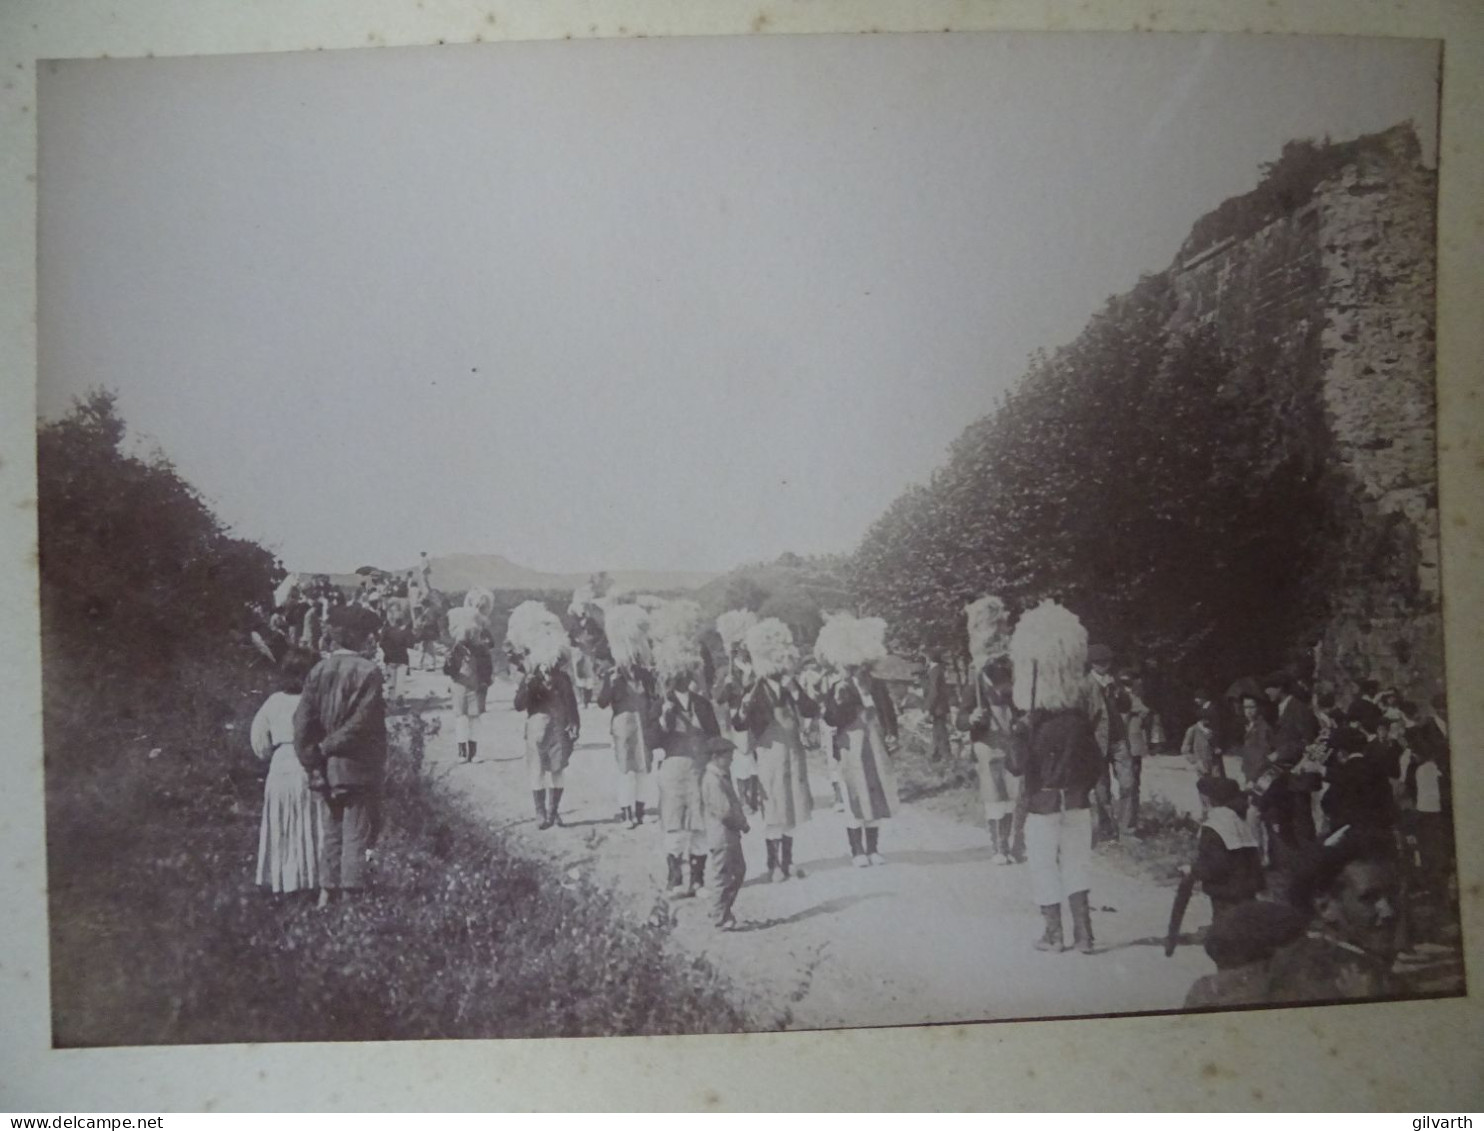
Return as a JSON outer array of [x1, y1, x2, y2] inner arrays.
[[404, 668, 1218, 1030]]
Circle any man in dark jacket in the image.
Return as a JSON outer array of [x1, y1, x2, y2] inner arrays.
[[1083, 643, 1134, 840], [1012, 702, 1105, 953], [1264, 671, 1320, 851], [921, 650, 953, 762], [294, 605, 387, 907]]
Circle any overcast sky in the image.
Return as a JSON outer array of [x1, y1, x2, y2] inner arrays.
[[38, 31, 1438, 575]]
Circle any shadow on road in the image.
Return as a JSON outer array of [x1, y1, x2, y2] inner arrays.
[[732, 892, 891, 932], [798, 844, 1002, 874], [1100, 931, 1205, 955]]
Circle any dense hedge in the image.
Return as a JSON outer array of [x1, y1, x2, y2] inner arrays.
[[849, 268, 1338, 692]]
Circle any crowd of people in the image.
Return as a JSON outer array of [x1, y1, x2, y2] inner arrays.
[[244, 575, 1457, 1008]]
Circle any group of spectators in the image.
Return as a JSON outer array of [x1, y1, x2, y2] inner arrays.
[[1177, 672, 1454, 1008]]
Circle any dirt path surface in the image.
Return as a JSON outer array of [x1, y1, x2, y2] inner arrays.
[[403, 668, 1219, 1030]]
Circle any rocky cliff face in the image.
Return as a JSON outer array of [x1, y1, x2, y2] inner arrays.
[[1169, 125, 1440, 701]]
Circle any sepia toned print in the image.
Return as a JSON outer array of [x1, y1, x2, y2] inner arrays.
[[34, 30, 1461, 1047]]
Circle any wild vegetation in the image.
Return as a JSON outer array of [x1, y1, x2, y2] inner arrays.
[[850, 242, 1339, 696], [40, 391, 757, 1045]]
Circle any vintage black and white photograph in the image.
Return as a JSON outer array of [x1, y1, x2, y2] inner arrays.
[[35, 28, 1462, 1047]]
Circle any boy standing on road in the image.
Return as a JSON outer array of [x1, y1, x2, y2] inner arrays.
[[701, 736, 749, 930]]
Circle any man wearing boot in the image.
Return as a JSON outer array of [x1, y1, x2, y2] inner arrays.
[[654, 667, 721, 900], [959, 654, 1020, 864], [1082, 643, 1134, 841], [444, 609, 494, 764], [1009, 602, 1106, 954], [701, 737, 750, 929], [596, 648, 659, 831], [294, 606, 387, 909]]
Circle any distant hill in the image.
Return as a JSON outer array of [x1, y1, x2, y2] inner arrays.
[[393, 553, 718, 596]]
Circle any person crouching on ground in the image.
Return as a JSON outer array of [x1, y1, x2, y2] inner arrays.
[[654, 665, 722, 899], [293, 606, 387, 909], [1188, 776, 1264, 924], [444, 607, 494, 764], [701, 737, 750, 930], [1008, 601, 1105, 954]]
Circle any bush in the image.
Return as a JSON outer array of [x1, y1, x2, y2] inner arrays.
[[47, 652, 761, 1045], [38, 389, 282, 683]]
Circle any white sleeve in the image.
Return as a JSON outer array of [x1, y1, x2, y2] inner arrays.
[[249, 698, 276, 761]]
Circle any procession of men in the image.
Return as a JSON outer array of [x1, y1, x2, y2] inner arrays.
[[252, 564, 1457, 1013]]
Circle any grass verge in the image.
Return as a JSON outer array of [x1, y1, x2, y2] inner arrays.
[[46, 649, 762, 1046]]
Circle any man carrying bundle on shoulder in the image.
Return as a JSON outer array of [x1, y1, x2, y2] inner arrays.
[[713, 610, 762, 815], [596, 604, 659, 830], [959, 596, 1022, 865], [650, 600, 719, 899], [818, 614, 900, 867], [734, 618, 817, 884], [1009, 601, 1106, 954], [508, 601, 581, 830]]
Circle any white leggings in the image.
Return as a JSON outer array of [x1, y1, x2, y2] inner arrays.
[[531, 767, 566, 791], [454, 715, 479, 744], [1024, 807, 1092, 906], [665, 830, 705, 856], [617, 769, 649, 808]]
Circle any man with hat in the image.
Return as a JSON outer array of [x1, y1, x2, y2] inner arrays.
[[1082, 642, 1135, 839], [293, 605, 387, 908], [1264, 670, 1320, 853], [921, 649, 953, 763], [1266, 825, 1403, 1002], [699, 735, 750, 930]]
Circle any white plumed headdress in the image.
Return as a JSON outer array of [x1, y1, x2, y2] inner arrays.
[[447, 605, 485, 641], [604, 603, 652, 669], [649, 599, 704, 680], [745, 617, 798, 679], [504, 600, 568, 671], [715, 609, 758, 656], [814, 614, 887, 670], [464, 587, 495, 617], [1010, 599, 1088, 712], [965, 595, 1011, 667]]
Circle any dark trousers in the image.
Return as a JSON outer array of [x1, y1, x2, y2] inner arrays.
[[1114, 750, 1141, 833], [931, 717, 952, 761], [1010, 781, 1030, 860], [321, 789, 379, 890], [1415, 812, 1452, 893], [708, 838, 745, 924]]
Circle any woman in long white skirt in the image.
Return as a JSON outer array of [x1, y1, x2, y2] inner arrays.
[[251, 649, 321, 894]]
